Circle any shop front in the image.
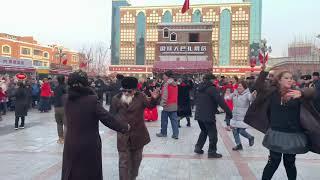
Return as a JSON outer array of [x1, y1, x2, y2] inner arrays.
[[49, 63, 73, 77], [0, 56, 36, 78]]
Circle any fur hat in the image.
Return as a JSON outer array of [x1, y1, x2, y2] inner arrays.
[[68, 70, 89, 88], [203, 74, 216, 81], [312, 72, 319, 77], [164, 70, 174, 78], [116, 74, 125, 80], [121, 77, 138, 89]]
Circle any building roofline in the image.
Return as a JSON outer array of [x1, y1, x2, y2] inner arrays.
[[0, 37, 52, 49], [119, 2, 251, 10]]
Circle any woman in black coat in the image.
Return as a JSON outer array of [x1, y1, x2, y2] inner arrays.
[[62, 70, 130, 180], [14, 82, 28, 130], [177, 79, 193, 127], [244, 65, 320, 180]]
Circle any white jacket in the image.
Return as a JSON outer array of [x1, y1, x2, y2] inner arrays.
[[230, 88, 254, 128]]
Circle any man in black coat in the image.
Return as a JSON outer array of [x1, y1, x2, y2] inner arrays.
[[194, 74, 232, 158], [94, 76, 105, 102], [311, 72, 320, 112]]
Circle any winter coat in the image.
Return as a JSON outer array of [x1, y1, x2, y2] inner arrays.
[[62, 87, 129, 180], [177, 82, 192, 117], [53, 84, 67, 107], [230, 88, 254, 128], [195, 81, 232, 122], [31, 83, 40, 96], [160, 78, 178, 112], [244, 71, 320, 154], [40, 82, 51, 97], [14, 87, 28, 117], [110, 92, 158, 151]]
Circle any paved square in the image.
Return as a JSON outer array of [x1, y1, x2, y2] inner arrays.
[[0, 107, 319, 180]]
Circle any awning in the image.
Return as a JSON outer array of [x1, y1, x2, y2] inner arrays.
[[153, 61, 212, 74], [0, 65, 35, 73]]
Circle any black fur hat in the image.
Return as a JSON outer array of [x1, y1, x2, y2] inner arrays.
[[116, 74, 125, 80], [121, 77, 138, 89], [68, 70, 89, 88]]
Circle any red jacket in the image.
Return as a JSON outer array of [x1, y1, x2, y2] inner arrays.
[[0, 90, 6, 102], [40, 82, 52, 97], [160, 79, 178, 112]]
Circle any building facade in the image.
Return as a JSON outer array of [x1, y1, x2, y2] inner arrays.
[[110, 0, 265, 76], [0, 33, 80, 75]]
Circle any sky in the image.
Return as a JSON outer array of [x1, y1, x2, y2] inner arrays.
[[0, 0, 319, 57]]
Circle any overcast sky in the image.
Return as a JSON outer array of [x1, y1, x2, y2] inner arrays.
[[0, 0, 319, 57]]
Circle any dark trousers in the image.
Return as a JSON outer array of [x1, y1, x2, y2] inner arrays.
[[195, 121, 218, 153], [118, 148, 143, 180], [262, 150, 297, 180], [15, 116, 25, 128], [0, 102, 7, 114], [54, 107, 66, 138]]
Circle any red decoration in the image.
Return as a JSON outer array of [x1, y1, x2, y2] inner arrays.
[[79, 62, 87, 68], [15, 73, 27, 80], [181, 0, 190, 14], [259, 51, 264, 64], [62, 59, 68, 65]]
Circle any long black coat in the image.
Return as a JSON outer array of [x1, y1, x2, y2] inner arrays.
[[195, 82, 232, 122], [177, 82, 192, 117], [62, 88, 128, 180], [244, 71, 320, 154], [14, 87, 28, 117]]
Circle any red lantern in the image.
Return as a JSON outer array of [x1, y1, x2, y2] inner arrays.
[[15, 73, 27, 80]]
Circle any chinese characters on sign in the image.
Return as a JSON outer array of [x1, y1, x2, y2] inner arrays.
[[0, 57, 33, 67], [159, 45, 207, 53]]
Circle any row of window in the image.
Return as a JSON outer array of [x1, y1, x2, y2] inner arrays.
[[1, 45, 50, 58]]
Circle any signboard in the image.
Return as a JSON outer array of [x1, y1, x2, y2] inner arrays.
[[212, 67, 261, 74], [109, 66, 146, 72], [0, 56, 33, 67], [159, 45, 208, 55]]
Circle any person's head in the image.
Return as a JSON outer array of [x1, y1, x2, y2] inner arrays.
[[163, 70, 173, 82], [57, 75, 65, 85], [232, 76, 239, 84], [43, 78, 48, 83], [312, 72, 319, 81], [268, 70, 276, 81], [203, 74, 216, 83], [67, 70, 89, 89], [275, 71, 293, 90], [225, 88, 231, 95], [116, 74, 124, 81], [120, 77, 138, 104], [237, 81, 248, 94], [17, 81, 24, 88]]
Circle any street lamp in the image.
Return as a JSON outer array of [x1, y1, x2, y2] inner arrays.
[[55, 46, 66, 67]]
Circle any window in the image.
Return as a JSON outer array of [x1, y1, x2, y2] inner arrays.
[[189, 33, 199, 42], [33, 60, 43, 66], [163, 28, 169, 38], [21, 47, 31, 55], [2, 45, 11, 54], [170, 32, 177, 41], [33, 49, 42, 56], [43, 52, 49, 58]]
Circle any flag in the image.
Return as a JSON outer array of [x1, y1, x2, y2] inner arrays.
[[258, 51, 264, 64], [265, 53, 269, 63], [79, 62, 87, 68], [181, 0, 190, 14], [62, 59, 68, 65]]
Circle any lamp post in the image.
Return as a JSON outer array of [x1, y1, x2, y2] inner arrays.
[[55, 46, 66, 67]]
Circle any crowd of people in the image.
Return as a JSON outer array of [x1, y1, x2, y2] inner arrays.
[[0, 67, 319, 180]]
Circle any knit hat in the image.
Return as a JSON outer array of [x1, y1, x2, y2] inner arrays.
[[121, 77, 138, 89]]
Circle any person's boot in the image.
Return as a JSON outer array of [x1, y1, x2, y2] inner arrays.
[[194, 146, 204, 154], [232, 144, 243, 151], [208, 152, 223, 158], [249, 137, 254, 146], [186, 118, 191, 127]]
